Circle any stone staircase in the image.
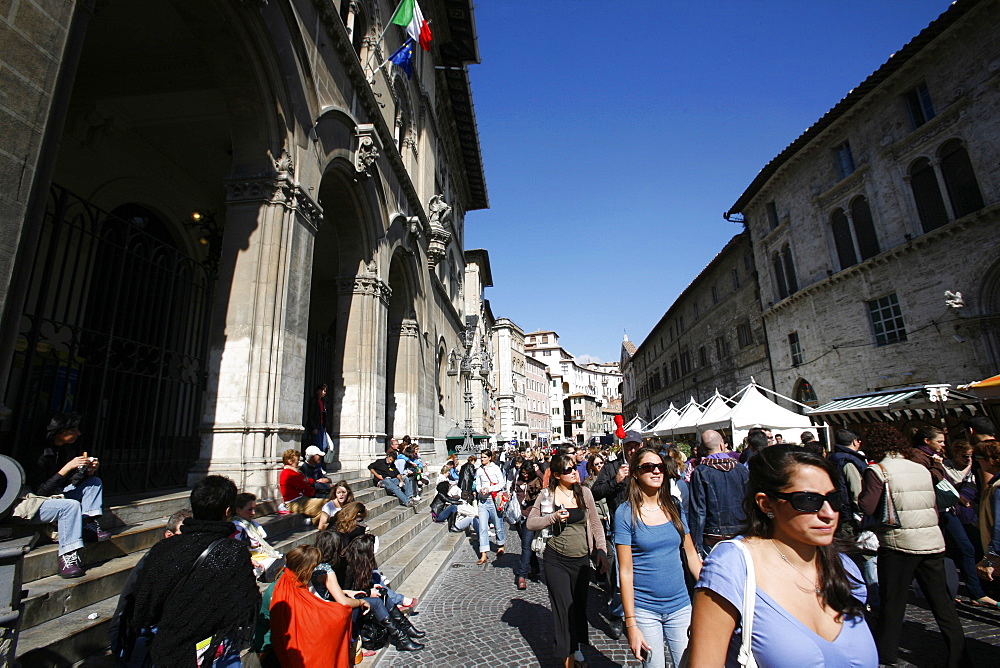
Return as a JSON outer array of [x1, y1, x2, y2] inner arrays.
[[13, 469, 457, 666]]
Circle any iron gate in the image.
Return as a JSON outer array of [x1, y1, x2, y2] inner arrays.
[[0, 185, 216, 493]]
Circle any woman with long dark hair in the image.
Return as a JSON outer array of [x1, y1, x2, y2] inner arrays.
[[859, 424, 972, 666], [689, 445, 876, 666], [616, 447, 701, 667], [513, 461, 543, 590], [343, 534, 424, 651], [526, 454, 608, 668]]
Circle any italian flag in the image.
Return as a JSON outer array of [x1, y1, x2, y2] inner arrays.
[[390, 0, 432, 52]]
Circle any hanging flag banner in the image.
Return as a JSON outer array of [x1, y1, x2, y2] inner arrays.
[[390, 0, 432, 51], [388, 39, 415, 79]]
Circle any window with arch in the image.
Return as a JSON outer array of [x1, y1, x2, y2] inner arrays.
[[340, 2, 369, 58], [771, 244, 798, 300], [909, 156, 949, 233], [939, 139, 984, 219], [830, 196, 880, 271]]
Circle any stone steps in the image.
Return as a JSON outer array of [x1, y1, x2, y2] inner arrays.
[[14, 468, 449, 665]]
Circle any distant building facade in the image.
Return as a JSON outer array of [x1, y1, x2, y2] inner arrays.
[[726, 0, 999, 406], [622, 232, 771, 422], [525, 329, 622, 442], [525, 355, 551, 445], [492, 318, 528, 445]]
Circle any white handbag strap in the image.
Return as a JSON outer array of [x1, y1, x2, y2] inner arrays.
[[729, 539, 758, 668]]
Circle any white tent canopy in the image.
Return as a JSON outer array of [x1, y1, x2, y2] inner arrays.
[[623, 415, 645, 432], [694, 391, 736, 432], [728, 384, 813, 444], [644, 404, 679, 437], [668, 398, 704, 435]]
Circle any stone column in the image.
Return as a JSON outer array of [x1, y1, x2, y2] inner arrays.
[[190, 169, 321, 496], [330, 273, 390, 470]]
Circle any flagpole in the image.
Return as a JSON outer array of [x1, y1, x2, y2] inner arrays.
[[362, 0, 407, 77]]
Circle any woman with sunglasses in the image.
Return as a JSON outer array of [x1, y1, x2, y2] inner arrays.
[[616, 447, 701, 667], [689, 445, 876, 667], [858, 424, 970, 667], [526, 454, 609, 668]]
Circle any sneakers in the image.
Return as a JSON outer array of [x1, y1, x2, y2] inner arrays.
[[397, 597, 418, 611], [82, 519, 111, 542], [277, 502, 290, 515], [58, 550, 85, 578]]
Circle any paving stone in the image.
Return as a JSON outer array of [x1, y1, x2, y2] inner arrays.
[[377, 529, 1000, 667]]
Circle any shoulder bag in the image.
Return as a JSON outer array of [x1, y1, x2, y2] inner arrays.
[[482, 466, 509, 512], [934, 477, 960, 509], [117, 537, 228, 667], [862, 463, 902, 531]]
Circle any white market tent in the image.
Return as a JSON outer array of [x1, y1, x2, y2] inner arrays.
[[728, 384, 813, 445], [668, 398, 704, 436], [694, 391, 736, 432], [643, 404, 679, 437], [623, 415, 645, 432]]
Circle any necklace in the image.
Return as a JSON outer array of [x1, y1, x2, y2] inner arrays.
[[770, 539, 821, 595]]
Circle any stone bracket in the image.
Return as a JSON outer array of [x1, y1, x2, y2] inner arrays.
[[354, 123, 381, 176]]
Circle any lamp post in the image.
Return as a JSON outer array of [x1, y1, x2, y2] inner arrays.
[[448, 328, 492, 455]]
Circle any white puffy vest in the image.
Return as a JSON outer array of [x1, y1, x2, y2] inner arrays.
[[873, 455, 944, 554]]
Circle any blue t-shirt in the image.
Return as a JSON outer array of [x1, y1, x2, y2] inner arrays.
[[696, 539, 877, 667], [613, 502, 690, 614]]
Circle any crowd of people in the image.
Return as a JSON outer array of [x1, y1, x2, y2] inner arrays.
[[429, 417, 998, 668], [8, 406, 1000, 667]]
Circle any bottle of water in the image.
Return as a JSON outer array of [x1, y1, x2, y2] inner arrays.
[[539, 487, 553, 537]]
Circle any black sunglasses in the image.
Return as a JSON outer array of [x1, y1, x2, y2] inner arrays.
[[637, 462, 666, 474], [769, 490, 844, 513]]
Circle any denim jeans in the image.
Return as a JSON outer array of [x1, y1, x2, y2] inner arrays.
[[380, 477, 411, 505], [36, 497, 84, 555], [515, 520, 539, 577], [455, 515, 479, 532], [435, 504, 458, 523], [62, 474, 104, 517], [403, 475, 416, 498], [477, 497, 505, 553], [633, 604, 692, 668], [940, 511, 985, 599]]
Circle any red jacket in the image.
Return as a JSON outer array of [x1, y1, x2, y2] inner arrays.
[[279, 467, 315, 502]]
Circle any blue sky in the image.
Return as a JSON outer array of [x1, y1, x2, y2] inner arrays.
[[463, 0, 954, 363]]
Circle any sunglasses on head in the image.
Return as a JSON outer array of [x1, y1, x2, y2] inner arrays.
[[636, 462, 666, 474], [769, 490, 844, 513]]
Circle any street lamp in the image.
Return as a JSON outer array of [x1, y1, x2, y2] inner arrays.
[[449, 328, 492, 454]]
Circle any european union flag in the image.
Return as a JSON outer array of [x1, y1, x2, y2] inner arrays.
[[389, 39, 415, 79]]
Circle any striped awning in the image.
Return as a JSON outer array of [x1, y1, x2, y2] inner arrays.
[[809, 387, 981, 425]]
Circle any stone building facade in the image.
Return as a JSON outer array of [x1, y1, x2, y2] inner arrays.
[[621, 232, 771, 422], [461, 249, 496, 442], [0, 0, 488, 494], [726, 0, 999, 407]]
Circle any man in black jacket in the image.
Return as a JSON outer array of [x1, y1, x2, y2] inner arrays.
[[116, 475, 258, 667], [828, 429, 867, 530], [590, 429, 644, 639]]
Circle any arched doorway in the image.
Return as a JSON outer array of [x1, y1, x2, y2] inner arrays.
[[794, 378, 819, 415], [1, 0, 271, 491]]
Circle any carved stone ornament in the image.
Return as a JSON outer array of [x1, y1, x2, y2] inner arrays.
[[273, 148, 294, 177], [354, 124, 381, 175], [336, 274, 392, 305], [223, 173, 322, 232], [426, 194, 452, 267]]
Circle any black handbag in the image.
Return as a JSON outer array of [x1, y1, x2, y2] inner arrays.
[[358, 591, 392, 650]]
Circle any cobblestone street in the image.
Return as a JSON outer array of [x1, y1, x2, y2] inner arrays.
[[378, 527, 1000, 668]]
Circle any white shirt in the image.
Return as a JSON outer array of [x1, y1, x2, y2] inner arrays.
[[476, 462, 505, 500]]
